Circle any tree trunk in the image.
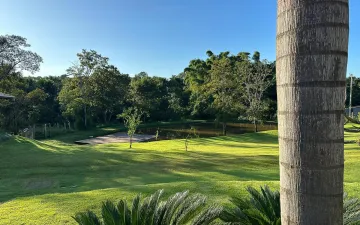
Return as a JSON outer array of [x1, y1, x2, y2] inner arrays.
[[276, 1, 349, 224], [130, 136, 132, 149], [84, 105, 87, 128], [32, 124, 35, 139], [107, 112, 113, 124], [222, 122, 227, 135], [103, 110, 108, 124], [254, 120, 258, 133]]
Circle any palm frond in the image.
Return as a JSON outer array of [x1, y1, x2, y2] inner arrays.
[[172, 194, 206, 224], [344, 193, 360, 225], [73, 189, 220, 225], [143, 189, 163, 224], [192, 205, 223, 225], [222, 185, 280, 225], [162, 190, 189, 225], [131, 194, 141, 225], [102, 200, 121, 225], [73, 211, 102, 225], [117, 199, 131, 225]]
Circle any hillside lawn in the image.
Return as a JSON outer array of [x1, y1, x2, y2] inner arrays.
[[0, 125, 359, 224]]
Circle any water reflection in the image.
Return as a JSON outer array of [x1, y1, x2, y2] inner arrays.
[[137, 122, 277, 140]]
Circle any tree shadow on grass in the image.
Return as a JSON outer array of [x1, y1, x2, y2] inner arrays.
[[0, 136, 279, 203], [191, 132, 278, 146]]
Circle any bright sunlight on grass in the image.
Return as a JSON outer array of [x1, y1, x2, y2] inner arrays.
[[0, 128, 359, 224]]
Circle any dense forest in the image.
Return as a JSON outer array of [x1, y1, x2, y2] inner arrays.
[[5, 34, 357, 134]]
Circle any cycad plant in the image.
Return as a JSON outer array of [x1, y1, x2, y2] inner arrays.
[[73, 189, 222, 225], [221, 186, 360, 225], [220, 185, 280, 225], [344, 193, 360, 225]]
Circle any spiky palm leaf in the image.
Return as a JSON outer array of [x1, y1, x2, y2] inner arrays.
[[73, 210, 102, 225], [221, 186, 360, 225], [220, 185, 281, 225], [73, 189, 221, 225], [344, 193, 360, 225]]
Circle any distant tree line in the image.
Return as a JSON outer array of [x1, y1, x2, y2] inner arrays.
[[1, 34, 280, 133]]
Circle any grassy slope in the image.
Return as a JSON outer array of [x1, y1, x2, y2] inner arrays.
[[0, 129, 359, 224]]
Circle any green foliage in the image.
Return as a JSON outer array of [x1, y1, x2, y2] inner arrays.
[[2, 34, 279, 135], [0, 34, 43, 78], [129, 73, 169, 121], [238, 60, 274, 130], [222, 186, 360, 225], [73, 189, 221, 225], [89, 65, 130, 124], [221, 185, 280, 225], [183, 50, 275, 124], [344, 193, 360, 225]]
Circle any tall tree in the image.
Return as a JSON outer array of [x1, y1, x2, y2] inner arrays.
[[66, 49, 109, 128], [0, 35, 42, 78], [277, 0, 349, 224], [167, 74, 191, 120], [118, 107, 144, 149], [239, 59, 273, 132], [208, 55, 241, 135], [129, 73, 168, 121], [89, 65, 130, 123]]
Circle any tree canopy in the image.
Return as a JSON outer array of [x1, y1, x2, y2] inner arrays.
[[0, 34, 289, 134]]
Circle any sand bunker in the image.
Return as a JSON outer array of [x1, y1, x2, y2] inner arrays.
[[75, 132, 155, 145]]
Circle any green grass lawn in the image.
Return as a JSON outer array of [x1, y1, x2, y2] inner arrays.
[[0, 128, 360, 224]]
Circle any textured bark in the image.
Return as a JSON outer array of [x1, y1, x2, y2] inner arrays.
[[276, 0, 349, 224]]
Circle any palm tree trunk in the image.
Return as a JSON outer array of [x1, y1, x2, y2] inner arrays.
[[276, 1, 349, 224]]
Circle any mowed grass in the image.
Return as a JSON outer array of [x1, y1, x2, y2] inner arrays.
[[0, 128, 360, 224]]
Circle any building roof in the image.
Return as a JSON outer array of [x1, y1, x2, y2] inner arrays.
[[0, 92, 15, 99]]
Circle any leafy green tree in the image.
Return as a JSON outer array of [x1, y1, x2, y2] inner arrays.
[[58, 76, 87, 129], [184, 50, 275, 126], [35, 76, 63, 123], [129, 73, 168, 121], [0, 35, 43, 78], [118, 108, 144, 148], [237, 59, 273, 132], [89, 65, 130, 124], [346, 76, 360, 107], [73, 189, 221, 225], [66, 49, 109, 128], [207, 54, 243, 135], [167, 74, 191, 120], [26, 88, 48, 125], [184, 58, 213, 118]]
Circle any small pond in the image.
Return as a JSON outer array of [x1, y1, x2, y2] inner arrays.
[[137, 122, 277, 140]]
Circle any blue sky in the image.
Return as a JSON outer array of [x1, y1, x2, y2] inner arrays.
[[1, 0, 359, 77]]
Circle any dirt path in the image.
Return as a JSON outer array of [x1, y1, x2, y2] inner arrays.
[[75, 132, 155, 145]]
